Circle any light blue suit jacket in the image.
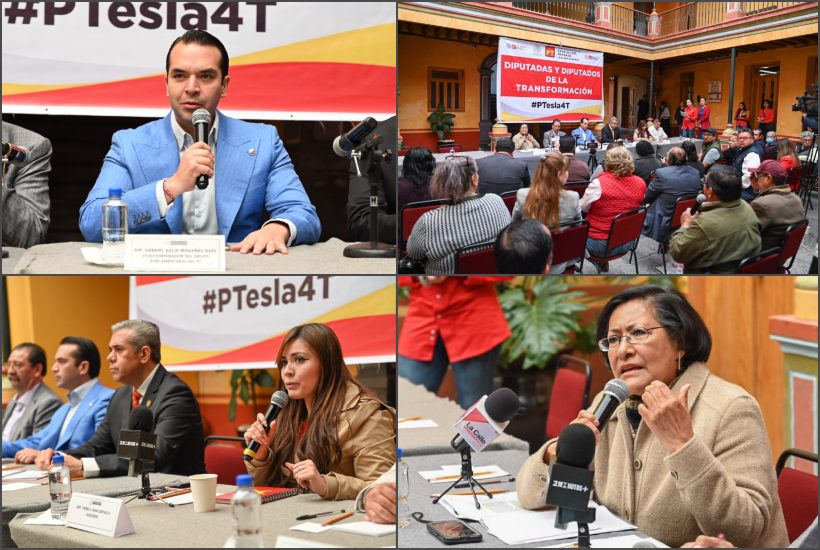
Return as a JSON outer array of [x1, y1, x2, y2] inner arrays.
[[2, 380, 114, 457], [79, 112, 321, 244]]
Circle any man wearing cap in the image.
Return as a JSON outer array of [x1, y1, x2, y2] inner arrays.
[[749, 160, 806, 251], [699, 128, 723, 171], [476, 137, 530, 195]]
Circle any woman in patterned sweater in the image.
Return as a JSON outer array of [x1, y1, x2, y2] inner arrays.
[[406, 156, 511, 274]]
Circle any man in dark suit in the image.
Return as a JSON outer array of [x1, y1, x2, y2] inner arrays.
[[642, 147, 702, 243], [35, 320, 205, 477], [601, 116, 620, 143], [476, 137, 530, 195], [2, 343, 62, 442]]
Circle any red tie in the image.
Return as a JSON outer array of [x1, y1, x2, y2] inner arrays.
[[132, 390, 142, 409]]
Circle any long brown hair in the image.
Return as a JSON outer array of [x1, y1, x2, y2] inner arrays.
[[265, 323, 382, 486], [523, 151, 568, 232], [776, 139, 800, 165]]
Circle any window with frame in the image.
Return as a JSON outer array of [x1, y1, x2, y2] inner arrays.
[[428, 68, 465, 112]]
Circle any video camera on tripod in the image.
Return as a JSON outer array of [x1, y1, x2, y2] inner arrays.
[[791, 83, 818, 118]]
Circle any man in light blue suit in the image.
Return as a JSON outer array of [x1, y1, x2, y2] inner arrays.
[[3, 337, 114, 463], [79, 30, 321, 255]]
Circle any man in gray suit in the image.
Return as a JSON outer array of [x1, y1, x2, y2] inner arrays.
[[476, 137, 530, 195], [2, 343, 62, 442], [1, 121, 52, 248]]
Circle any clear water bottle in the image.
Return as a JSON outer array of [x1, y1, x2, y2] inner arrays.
[[101, 187, 128, 263], [397, 448, 411, 528], [225, 474, 263, 548], [48, 454, 72, 520]]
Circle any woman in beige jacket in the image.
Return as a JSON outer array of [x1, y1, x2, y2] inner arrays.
[[517, 286, 789, 548], [243, 323, 396, 501]]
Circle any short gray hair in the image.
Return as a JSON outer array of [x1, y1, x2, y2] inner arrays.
[[801, 131, 814, 139], [430, 156, 478, 203], [111, 320, 161, 363]]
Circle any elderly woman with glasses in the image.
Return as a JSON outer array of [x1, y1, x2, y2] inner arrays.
[[516, 286, 789, 548]]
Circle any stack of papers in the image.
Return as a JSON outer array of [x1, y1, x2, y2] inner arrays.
[[290, 521, 394, 537], [1, 482, 39, 492], [397, 418, 438, 430], [542, 534, 669, 548], [417, 464, 509, 483], [23, 509, 66, 526], [2, 469, 48, 481]]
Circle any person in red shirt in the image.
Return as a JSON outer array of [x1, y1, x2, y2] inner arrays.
[[757, 99, 775, 135], [697, 97, 711, 139], [682, 98, 698, 139], [398, 276, 512, 409], [734, 101, 750, 128]]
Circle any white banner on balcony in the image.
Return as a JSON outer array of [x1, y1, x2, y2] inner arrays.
[[496, 37, 604, 123]]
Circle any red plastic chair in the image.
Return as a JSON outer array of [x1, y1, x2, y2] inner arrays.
[[550, 219, 589, 274], [455, 240, 497, 274], [777, 219, 809, 273], [564, 181, 589, 199], [499, 190, 518, 214], [658, 195, 698, 274], [588, 207, 648, 274], [786, 166, 802, 193], [776, 448, 818, 543], [204, 436, 247, 485], [399, 199, 451, 255], [736, 247, 782, 274], [545, 356, 592, 441]]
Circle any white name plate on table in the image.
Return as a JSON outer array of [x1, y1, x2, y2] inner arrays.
[[65, 492, 135, 538], [124, 234, 226, 272]]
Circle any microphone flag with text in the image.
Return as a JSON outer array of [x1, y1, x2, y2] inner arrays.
[[453, 387, 520, 453], [117, 405, 157, 478], [243, 390, 290, 462]]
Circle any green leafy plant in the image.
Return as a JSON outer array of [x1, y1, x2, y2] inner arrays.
[[427, 102, 456, 140], [227, 369, 276, 422], [497, 277, 587, 370]]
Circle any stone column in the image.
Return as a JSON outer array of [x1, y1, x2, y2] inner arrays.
[[647, 8, 660, 38]]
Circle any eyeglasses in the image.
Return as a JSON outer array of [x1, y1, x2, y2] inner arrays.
[[598, 326, 665, 351]]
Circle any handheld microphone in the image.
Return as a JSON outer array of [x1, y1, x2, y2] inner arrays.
[[332, 117, 378, 157], [546, 424, 596, 528], [243, 391, 289, 462], [591, 379, 628, 433], [453, 387, 520, 453], [690, 192, 707, 215], [2, 142, 29, 165], [192, 109, 212, 190], [118, 406, 157, 478]]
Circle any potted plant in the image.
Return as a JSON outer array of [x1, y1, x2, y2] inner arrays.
[[427, 102, 456, 149], [227, 368, 277, 434]]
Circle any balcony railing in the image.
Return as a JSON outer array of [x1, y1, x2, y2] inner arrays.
[[657, 2, 724, 37], [511, 2, 596, 25], [610, 4, 648, 37]]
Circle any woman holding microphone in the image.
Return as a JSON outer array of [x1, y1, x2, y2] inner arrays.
[[516, 286, 788, 548], [243, 323, 395, 500]]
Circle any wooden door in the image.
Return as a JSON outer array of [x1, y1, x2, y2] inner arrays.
[[749, 65, 780, 125]]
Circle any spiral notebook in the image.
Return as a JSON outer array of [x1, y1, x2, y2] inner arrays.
[[216, 486, 298, 504]]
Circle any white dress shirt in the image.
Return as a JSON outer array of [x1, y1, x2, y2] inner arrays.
[[58, 378, 98, 440], [648, 126, 668, 142]]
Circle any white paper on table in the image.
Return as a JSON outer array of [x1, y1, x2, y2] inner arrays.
[[418, 464, 509, 483], [274, 535, 343, 548], [331, 521, 396, 537], [437, 491, 522, 522], [1, 482, 39, 492], [290, 522, 331, 534], [397, 419, 438, 430], [541, 533, 669, 548], [152, 492, 194, 506], [80, 247, 122, 266], [23, 509, 65, 526], [2, 469, 48, 481]]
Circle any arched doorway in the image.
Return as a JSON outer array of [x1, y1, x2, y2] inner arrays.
[[479, 52, 498, 151]]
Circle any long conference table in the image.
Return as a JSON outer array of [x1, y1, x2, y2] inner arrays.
[[2, 238, 395, 274], [4, 468, 392, 548], [397, 377, 529, 457], [398, 138, 703, 178]]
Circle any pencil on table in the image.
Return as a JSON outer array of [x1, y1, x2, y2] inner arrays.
[[321, 510, 354, 526]]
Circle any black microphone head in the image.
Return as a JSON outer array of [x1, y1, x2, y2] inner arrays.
[[192, 108, 211, 127], [604, 379, 629, 403], [484, 388, 520, 423], [128, 405, 154, 431], [555, 423, 596, 468], [270, 390, 289, 409]]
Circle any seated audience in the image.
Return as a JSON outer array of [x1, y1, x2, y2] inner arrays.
[[601, 116, 620, 143], [642, 147, 703, 243], [796, 131, 817, 163], [633, 140, 662, 186], [682, 140, 705, 178], [669, 168, 761, 273], [495, 219, 553, 274], [476, 137, 530, 195], [542, 119, 566, 148], [34, 320, 206, 477], [699, 127, 723, 171], [571, 117, 597, 148], [407, 156, 511, 274], [398, 147, 436, 209], [3, 337, 114, 462], [244, 323, 395, 500], [648, 118, 668, 143], [776, 139, 801, 173], [512, 123, 540, 151], [734, 128, 764, 201], [516, 286, 789, 548], [356, 465, 396, 524], [763, 131, 778, 160], [1, 121, 51, 248], [580, 147, 647, 267], [749, 160, 806, 251], [2, 343, 61, 442], [558, 134, 591, 182]]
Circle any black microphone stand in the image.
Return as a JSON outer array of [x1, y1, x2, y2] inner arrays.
[[343, 135, 396, 258], [555, 506, 596, 548], [122, 460, 171, 506], [431, 435, 494, 509]]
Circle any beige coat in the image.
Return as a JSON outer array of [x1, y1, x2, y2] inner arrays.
[[516, 363, 788, 548], [246, 383, 396, 501]]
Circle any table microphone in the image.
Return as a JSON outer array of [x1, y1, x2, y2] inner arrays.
[[452, 387, 520, 453], [332, 117, 378, 157], [546, 423, 596, 533], [243, 391, 289, 462], [118, 406, 157, 478], [192, 108, 212, 189]]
